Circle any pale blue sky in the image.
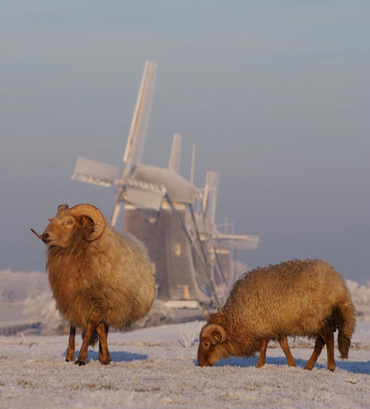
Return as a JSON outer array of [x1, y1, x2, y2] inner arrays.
[[1, 0, 369, 283]]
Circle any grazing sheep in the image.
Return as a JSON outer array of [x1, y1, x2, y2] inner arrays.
[[198, 259, 356, 371], [31, 203, 155, 365]]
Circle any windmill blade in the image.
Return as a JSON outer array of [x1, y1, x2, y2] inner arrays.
[[122, 60, 157, 177], [168, 133, 182, 173], [113, 176, 166, 211], [190, 143, 196, 184], [202, 171, 220, 223], [111, 198, 122, 227], [121, 183, 165, 211], [72, 157, 119, 187]]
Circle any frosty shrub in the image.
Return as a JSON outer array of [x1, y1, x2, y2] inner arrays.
[[0, 269, 48, 302], [135, 299, 176, 328], [347, 280, 370, 322], [178, 320, 204, 348], [23, 291, 68, 335]]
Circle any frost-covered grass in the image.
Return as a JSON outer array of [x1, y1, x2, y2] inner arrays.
[[177, 321, 204, 348], [0, 323, 369, 409]]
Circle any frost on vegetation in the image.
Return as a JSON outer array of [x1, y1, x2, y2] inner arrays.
[[0, 269, 48, 302], [2, 268, 370, 337], [135, 299, 176, 328], [178, 320, 203, 348], [23, 291, 68, 335], [347, 280, 370, 322]]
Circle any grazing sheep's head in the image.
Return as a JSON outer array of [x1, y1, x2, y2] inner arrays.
[[31, 204, 105, 248], [197, 323, 229, 367]]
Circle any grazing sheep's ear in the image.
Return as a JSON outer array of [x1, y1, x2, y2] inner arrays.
[[70, 204, 105, 241], [58, 204, 69, 211], [210, 332, 223, 346], [202, 324, 226, 345]]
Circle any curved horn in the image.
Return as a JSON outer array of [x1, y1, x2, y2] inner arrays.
[[70, 204, 105, 241], [202, 323, 226, 345]]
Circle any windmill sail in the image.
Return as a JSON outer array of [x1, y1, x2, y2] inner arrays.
[[168, 133, 182, 173], [202, 171, 219, 224], [111, 60, 158, 224], [122, 60, 157, 176], [72, 157, 119, 187], [190, 143, 196, 184]]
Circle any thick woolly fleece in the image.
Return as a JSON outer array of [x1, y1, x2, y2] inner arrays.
[[208, 259, 356, 358], [47, 223, 155, 331]]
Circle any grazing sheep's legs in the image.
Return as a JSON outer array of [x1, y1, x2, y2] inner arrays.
[[256, 339, 269, 368], [323, 329, 335, 371], [75, 311, 100, 366], [305, 335, 325, 370], [278, 336, 296, 367], [96, 323, 111, 365], [66, 326, 76, 362]]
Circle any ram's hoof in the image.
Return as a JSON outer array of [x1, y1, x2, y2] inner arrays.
[[75, 359, 86, 366]]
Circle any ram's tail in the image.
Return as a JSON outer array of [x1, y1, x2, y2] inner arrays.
[[336, 293, 356, 359]]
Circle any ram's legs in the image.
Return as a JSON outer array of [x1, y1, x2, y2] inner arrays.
[[75, 311, 100, 366], [278, 336, 296, 367], [256, 339, 268, 368], [305, 335, 325, 370], [305, 327, 335, 371], [323, 329, 335, 371], [96, 323, 111, 365], [66, 326, 76, 362]]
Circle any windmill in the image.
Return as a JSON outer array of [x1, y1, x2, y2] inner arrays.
[[72, 60, 259, 306], [72, 61, 165, 220]]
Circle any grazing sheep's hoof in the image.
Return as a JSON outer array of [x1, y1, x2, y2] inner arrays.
[[66, 353, 75, 362], [328, 365, 335, 372], [75, 359, 86, 366]]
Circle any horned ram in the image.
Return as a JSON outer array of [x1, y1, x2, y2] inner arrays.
[[32, 203, 155, 365], [198, 259, 356, 371]]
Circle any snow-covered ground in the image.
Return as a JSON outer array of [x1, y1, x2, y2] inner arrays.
[[0, 322, 369, 409]]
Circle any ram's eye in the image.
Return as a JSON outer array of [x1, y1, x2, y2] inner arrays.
[[203, 341, 210, 349], [66, 219, 73, 225]]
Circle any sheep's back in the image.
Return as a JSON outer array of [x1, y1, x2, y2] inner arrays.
[[224, 259, 349, 338]]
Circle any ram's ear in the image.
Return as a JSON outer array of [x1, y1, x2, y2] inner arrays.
[[77, 215, 90, 226], [202, 324, 226, 345], [77, 215, 95, 237], [210, 331, 224, 346], [70, 204, 105, 241]]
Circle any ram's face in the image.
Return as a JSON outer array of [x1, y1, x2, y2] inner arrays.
[[197, 324, 229, 367], [31, 203, 106, 247], [42, 211, 77, 248]]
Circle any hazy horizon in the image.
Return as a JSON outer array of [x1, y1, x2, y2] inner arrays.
[[1, 1, 369, 284]]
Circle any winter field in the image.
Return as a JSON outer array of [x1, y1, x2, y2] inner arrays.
[[1, 269, 370, 408], [0, 322, 369, 409]]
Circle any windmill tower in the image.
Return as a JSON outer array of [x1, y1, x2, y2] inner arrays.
[[72, 60, 259, 306]]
